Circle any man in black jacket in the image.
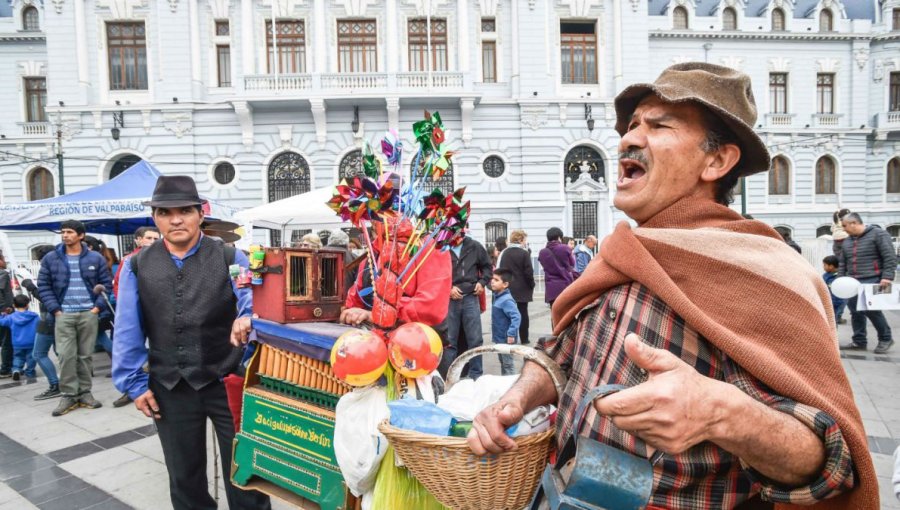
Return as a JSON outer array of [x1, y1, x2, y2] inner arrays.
[[838, 212, 896, 354], [0, 255, 14, 378], [498, 229, 535, 344], [439, 236, 492, 378]]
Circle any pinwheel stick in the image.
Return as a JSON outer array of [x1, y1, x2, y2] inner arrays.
[[361, 222, 379, 278], [400, 240, 437, 291]]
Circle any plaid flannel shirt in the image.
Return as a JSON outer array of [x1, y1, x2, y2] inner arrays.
[[539, 282, 854, 509]]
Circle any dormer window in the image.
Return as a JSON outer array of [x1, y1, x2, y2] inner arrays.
[[673, 6, 689, 29], [819, 9, 833, 32], [23, 6, 39, 31], [722, 7, 737, 30], [772, 8, 785, 31]]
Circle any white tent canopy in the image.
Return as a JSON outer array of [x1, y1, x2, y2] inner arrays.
[[236, 186, 347, 231]]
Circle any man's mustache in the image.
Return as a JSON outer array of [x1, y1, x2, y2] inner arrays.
[[618, 149, 649, 167]]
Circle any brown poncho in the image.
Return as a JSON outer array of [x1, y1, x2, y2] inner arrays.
[[551, 197, 877, 510]]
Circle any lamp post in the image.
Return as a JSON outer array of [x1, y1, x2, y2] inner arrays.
[[584, 104, 594, 132], [111, 109, 124, 141]]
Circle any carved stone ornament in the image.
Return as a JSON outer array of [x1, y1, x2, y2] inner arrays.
[[400, 0, 448, 16], [168, 0, 177, 13], [58, 114, 82, 142], [816, 57, 840, 73], [52, 0, 64, 14], [629, 0, 640, 12], [262, 0, 304, 17], [279, 125, 293, 149], [478, 0, 499, 16], [17, 60, 46, 77], [768, 57, 791, 72], [521, 104, 549, 131], [207, 0, 231, 18], [558, 0, 602, 17], [719, 56, 744, 71], [854, 48, 869, 71], [163, 113, 193, 139], [95, 0, 148, 18]]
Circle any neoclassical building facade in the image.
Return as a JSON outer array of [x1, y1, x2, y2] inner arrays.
[[0, 0, 898, 260]]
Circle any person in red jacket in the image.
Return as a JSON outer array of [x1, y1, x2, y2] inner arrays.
[[341, 217, 451, 329]]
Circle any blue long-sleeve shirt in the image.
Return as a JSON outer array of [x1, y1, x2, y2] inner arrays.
[[491, 289, 522, 343], [112, 236, 252, 399]]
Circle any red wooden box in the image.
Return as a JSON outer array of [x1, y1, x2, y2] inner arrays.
[[252, 247, 346, 324]]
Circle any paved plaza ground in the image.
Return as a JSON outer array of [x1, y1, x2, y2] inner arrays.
[[0, 300, 899, 509]]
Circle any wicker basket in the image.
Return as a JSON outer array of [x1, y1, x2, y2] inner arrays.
[[377, 344, 567, 510]]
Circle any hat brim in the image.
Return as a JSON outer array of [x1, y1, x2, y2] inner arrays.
[[614, 83, 770, 178], [141, 198, 208, 208], [201, 220, 240, 231], [202, 229, 241, 243]]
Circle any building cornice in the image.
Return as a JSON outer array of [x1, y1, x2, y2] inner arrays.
[[872, 33, 900, 43], [0, 33, 46, 42], [649, 30, 873, 42]]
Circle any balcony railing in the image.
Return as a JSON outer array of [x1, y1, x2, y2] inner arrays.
[[396, 72, 464, 89], [765, 113, 794, 127], [811, 113, 841, 128], [320, 73, 387, 90], [20, 122, 50, 136], [244, 74, 312, 92]]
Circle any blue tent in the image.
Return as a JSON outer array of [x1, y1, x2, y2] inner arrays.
[[0, 160, 238, 235]]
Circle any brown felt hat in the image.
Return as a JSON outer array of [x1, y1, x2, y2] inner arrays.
[[614, 62, 770, 177]]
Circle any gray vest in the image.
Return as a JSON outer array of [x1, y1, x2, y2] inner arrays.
[[135, 237, 241, 391]]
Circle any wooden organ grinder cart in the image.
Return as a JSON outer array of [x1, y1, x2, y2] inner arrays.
[[231, 246, 363, 510]]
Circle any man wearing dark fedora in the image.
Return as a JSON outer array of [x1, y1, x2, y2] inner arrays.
[[469, 63, 877, 508], [113, 175, 270, 510]]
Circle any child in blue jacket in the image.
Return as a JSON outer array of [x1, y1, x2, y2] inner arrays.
[[490, 268, 522, 376], [0, 294, 40, 380], [822, 255, 846, 326]]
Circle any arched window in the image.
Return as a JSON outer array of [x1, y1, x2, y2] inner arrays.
[[769, 156, 790, 195], [887, 225, 900, 240], [109, 154, 141, 180], [673, 6, 689, 29], [338, 149, 365, 180], [28, 167, 53, 200], [887, 157, 900, 194], [410, 150, 454, 197], [268, 151, 311, 202], [819, 9, 833, 31], [722, 7, 737, 30], [771, 8, 785, 31], [485, 221, 508, 247], [22, 6, 39, 31], [816, 225, 832, 238], [564, 145, 604, 185], [815, 156, 836, 194]]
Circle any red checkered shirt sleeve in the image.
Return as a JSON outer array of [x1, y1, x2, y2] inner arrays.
[[537, 322, 577, 375], [723, 357, 856, 504]]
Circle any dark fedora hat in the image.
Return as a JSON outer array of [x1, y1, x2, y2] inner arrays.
[[142, 175, 208, 208], [614, 62, 770, 177]]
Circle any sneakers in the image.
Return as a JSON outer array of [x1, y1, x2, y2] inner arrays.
[[11, 371, 20, 381], [112, 394, 132, 408], [837, 318, 847, 325], [874, 340, 895, 355], [52, 396, 79, 417], [77, 392, 103, 409], [34, 385, 61, 401], [839, 342, 867, 351], [0, 372, 11, 379]]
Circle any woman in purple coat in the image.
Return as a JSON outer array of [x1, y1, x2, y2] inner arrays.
[[538, 227, 575, 307]]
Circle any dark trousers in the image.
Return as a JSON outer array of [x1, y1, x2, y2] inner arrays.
[[439, 294, 484, 379], [517, 301, 530, 344], [0, 326, 11, 374], [847, 294, 893, 347], [151, 379, 271, 510]]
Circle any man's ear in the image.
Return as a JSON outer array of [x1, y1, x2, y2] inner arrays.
[[700, 143, 741, 183]]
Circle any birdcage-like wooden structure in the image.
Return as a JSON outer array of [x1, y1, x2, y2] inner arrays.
[[253, 247, 346, 323]]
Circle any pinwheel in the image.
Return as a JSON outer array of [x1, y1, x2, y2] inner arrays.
[[381, 129, 403, 166], [362, 141, 382, 179]]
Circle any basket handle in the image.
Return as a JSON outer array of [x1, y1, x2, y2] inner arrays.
[[445, 344, 567, 402]]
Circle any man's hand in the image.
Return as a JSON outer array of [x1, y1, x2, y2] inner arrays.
[[474, 283, 485, 296], [450, 286, 463, 300], [468, 399, 525, 455], [594, 333, 725, 456], [507, 336, 516, 344], [880, 279, 893, 291], [90, 307, 100, 314], [340, 307, 372, 326], [230, 316, 252, 347], [134, 389, 161, 419], [54, 310, 62, 317]]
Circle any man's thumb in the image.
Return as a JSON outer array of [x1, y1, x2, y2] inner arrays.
[[624, 333, 680, 374]]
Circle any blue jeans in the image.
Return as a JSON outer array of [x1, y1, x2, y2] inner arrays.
[[95, 329, 112, 354], [33, 332, 58, 386], [12, 347, 36, 377], [440, 294, 484, 379], [493, 340, 516, 376], [834, 300, 846, 321], [847, 279, 893, 346]]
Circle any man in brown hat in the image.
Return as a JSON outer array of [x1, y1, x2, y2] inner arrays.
[[112, 175, 270, 510], [469, 63, 876, 508]]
